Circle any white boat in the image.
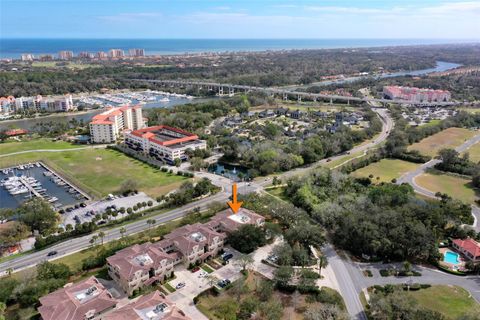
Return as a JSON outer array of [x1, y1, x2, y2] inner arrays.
[[159, 97, 170, 102]]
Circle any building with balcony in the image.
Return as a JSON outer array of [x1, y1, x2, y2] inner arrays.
[[383, 86, 451, 103], [106, 243, 177, 295], [124, 125, 207, 164], [109, 49, 125, 58], [89, 105, 145, 143], [129, 48, 145, 57], [38, 276, 116, 320], [58, 51, 74, 60]]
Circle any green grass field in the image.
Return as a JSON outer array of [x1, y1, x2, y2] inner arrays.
[[416, 171, 479, 205], [0, 139, 80, 155], [350, 159, 419, 183], [463, 142, 480, 163], [407, 285, 479, 319], [458, 107, 480, 114], [408, 127, 478, 157], [31, 61, 101, 69], [0, 147, 186, 198]]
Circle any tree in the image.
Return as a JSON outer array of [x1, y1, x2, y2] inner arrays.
[[257, 279, 274, 302], [235, 254, 254, 272], [98, 231, 106, 245], [259, 300, 283, 320], [0, 301, 5, 320], [274, 266, 294, 288], [318, 255, 328, 277], [17, 198, 58, 235], [304, 304, 349, 320], [227, 224, 266, 253], [147, 219, 156, 229], [90, 235, 98, 247], [37, 261, 71, 281], [0, 221, 29, 248], [119, 227, 127, 238], [174, 158, 182, 167], [118, 179, 138, 195]]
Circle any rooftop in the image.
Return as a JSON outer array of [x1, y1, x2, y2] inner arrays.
[[129, 125, 200, 147]]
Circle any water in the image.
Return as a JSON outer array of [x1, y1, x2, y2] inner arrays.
[[1, 38, 477, 59], [0, 96, 214, 131], [443, 251, 460, 265], [0, 164, 84, 209], [208, 162, 250, 182]]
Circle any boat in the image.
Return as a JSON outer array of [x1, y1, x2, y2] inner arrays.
[[159, 97, 170, 102]]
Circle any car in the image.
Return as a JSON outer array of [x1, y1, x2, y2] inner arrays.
[[217, 279, 231, 288], [97, 220, 106, 225], [47, 251, 57, 256], [198, 271, 208, 278], [80, 203, 87, 208], [326, 158, 332, 162], [175, 282, 186, 289], [191, 266, 200, 273], [346, 151, 351, 155], [222, 253, 233, 261], [268, 254, 279, 262], [66, 207, 73, 212]]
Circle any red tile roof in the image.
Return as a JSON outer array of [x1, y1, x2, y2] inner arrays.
[[38, 276, 116, 320], [453, 238, 480, 258], [129, 125, 199, 146]]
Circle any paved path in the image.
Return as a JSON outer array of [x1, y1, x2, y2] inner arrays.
[[397, 132, 480, 231], [0, 144, 108, 158]]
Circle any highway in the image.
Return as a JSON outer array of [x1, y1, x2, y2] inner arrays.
[[133, 79, 459, 107]]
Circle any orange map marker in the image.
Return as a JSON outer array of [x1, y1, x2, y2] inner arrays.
[[227, 183, 243, 213]]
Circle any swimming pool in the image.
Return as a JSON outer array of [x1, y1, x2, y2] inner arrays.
[[444, 251, 461, 265]]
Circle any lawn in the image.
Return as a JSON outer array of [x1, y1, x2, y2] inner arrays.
[[416, 171, 479, 205], [407, 285, 479, 319], [0, 147, 187, 198], [463, 142, 480, 163], [407, 127, 478, 157], [323, 150, 367, 169], [266, 186, 289, 201], [350, 159, 419, 183], [0, 138, 80, 155]]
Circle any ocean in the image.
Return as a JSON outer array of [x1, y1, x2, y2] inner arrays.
[[0, 38, 477, 59]]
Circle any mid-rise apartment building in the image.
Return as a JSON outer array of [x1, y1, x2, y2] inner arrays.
[[107, 243, 178, 295], [7, 94, 74, 113], [38, 276, 117, 320], [96, 51, 108, 59], [383, 86, 451, 103], [107, 208, 265, 295], [89, 105, 145, 143], [21, 54, 34, 61], [104, 290, 190, 320], [125, 125, 207, 164]]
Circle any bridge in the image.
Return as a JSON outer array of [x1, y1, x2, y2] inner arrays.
[[132, 79, 459, 107]]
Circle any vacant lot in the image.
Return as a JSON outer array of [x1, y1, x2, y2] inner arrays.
[[407, 285, 479, 319], [0, 138, 80, 155], [351, 159, 419, 183], [408, 127, 477, 157], [416, 172, 479, 205], [0, 147, 186, 198], [463, 142, 480, 163]]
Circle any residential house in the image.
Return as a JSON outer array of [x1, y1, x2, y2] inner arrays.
[[452, 238, 480, 262]]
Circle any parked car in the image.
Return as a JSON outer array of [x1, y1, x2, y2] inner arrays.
[[222, 253, 233, 261], [217, 279, 231, 288], [47, 251, 57, 257], [176, 282, 186, 289], [80, 203, 87, 208], [191, 266, 200, 273]]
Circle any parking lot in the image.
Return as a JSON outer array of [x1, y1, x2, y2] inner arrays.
[[61, 192, 156, 227], [167, 247, 243, 320]]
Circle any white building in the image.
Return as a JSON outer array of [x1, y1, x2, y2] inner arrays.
[[124, 125, 207, 164], [21, 54, 34, 61], [89, 105, 145, 143], [109, 49, 124, 58], [9, 95, 74, 113], [128, 48, 145, 57]]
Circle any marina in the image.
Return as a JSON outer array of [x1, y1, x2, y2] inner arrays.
[[0, 162, 89, 209]]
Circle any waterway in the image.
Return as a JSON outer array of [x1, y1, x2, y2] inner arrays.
[[0, 164, 84, 209], [0, 96, 215, 131], [283, 61, 462, 89]]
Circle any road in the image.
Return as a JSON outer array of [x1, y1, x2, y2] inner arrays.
[[0, 144, 108, 158], [397, 133, 480, 231], [0, 191, 229, 274]]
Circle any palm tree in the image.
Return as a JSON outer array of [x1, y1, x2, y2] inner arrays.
[[90, 235, 98, 248], [318, 255, 328, 277], [147, 219, 156, 229], [120, 227, 127, 239], [98, 231, 106, 245]]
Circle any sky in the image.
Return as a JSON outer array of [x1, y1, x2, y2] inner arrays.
[[1, 0, 479, 39]]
